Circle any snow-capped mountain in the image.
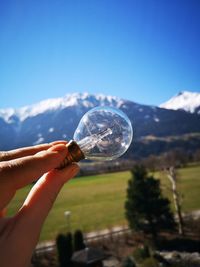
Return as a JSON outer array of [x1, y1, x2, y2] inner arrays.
[[0, 93, 131, 150], [160, 91, 200, 114], [0, 93, 124, 123], [0, 92, 200, 158]]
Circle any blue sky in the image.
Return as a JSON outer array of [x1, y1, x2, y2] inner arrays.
[[0, 0, 200, 109]]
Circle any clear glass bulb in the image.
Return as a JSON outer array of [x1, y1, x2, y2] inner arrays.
[[73, 106, 133, 161]]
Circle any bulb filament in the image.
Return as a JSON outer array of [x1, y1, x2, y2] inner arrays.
[[77, 127, 113, 153]]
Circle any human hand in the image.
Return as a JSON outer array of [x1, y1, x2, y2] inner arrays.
[[0, 142, 79, 267]]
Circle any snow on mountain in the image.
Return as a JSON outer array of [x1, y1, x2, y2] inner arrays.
[[160, 91, 200, 114], [0, 92, 124, 123], [0, 91, 200, 156], [0, 108, 15, 123]]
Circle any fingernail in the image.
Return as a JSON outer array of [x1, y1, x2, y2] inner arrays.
[[50, 140, 68, 145]]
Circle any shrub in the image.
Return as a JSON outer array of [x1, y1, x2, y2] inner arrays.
[[132, 245, 150, 263], [141, 257, 159, 267], [122, 256, 136, 267], [74, 229, 86, 251]]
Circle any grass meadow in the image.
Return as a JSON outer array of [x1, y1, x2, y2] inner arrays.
[[7, 164, 200, 241]]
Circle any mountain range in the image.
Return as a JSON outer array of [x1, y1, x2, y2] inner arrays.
[[0, 91, 200, 159]]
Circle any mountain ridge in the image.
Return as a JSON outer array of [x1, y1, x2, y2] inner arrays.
[[160, 91, 200, 114], [0, 93, 126, 123], [0, 92, 200, 159]]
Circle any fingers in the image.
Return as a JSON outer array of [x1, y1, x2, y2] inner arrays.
[[0, 140, 67, 161], [0, 144, 68, 210], [0, 144, 51, 162], [50, 140, 68, 146], [8, 164, 79, 266], [0, 144, 68, 188], [18, 163, 79, 225], [0, 208, 6, 218]]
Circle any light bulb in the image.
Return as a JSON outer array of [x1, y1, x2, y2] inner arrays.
[[59, 106, 133, 168]]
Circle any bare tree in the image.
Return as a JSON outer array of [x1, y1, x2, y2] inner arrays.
[[166, 166, 185, 236]]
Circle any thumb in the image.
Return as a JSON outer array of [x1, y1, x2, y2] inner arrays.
[[4, 163, 79, 267], [17, 163, 79, 227]]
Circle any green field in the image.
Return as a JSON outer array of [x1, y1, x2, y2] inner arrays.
[[8, 164, 200, 241]]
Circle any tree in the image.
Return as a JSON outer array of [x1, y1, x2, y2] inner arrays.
[[161, 149, 188, 169], [194, 149, 200, 162], [166, 167, 184, 236], [56, 234, 68, 267], [74, 229, 86, 251], [56, 232, 73, 267], [66, 232, 73, 266], [125, 165, 175, 243]]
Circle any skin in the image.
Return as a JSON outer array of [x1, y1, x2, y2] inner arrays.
[[0, 141, 79, 267]]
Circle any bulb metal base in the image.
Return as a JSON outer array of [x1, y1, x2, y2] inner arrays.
[[58, 140, 85, 169]]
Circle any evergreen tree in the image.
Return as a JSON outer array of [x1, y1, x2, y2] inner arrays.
[[56, 232, 73, 267], [74, 229, 86, 251], [56, 233, 68, 267], [66, 232, 73, 266], [125, 165, 175, 243]]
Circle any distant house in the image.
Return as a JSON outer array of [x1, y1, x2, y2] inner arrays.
[[71, 247, 106, 267]]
